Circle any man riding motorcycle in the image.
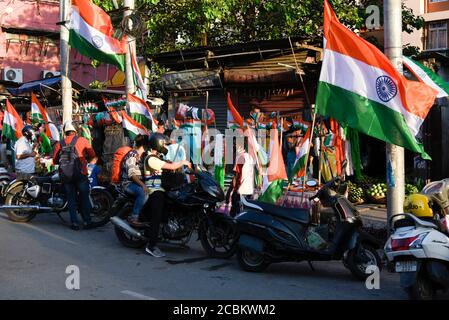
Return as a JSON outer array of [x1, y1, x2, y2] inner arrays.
[[142, 133, 191, 258], [120, 134, 149, 227]]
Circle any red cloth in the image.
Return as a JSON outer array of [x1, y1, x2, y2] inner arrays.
[[53, 134, 96, 175]]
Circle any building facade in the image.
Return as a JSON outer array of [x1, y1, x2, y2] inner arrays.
[[0, 0, 116, 88]]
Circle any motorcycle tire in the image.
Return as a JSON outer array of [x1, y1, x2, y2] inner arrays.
[[90, 189, 113, 227], [404, 273, 435, 300], [346, 243, 382, 281], [198, 219, 238, 259], [4, 183, 37, 223], [236, 247, 269, 272], [114, 206, 146, 249]]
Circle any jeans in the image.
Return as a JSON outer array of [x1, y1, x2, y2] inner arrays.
[[125, 183, 148, 218], [64, 175, 91, 225], [142, 191, 165, 247]]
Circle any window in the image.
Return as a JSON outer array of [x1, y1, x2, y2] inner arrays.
[[429, 0, 448, 3], [428, 21, 448, 50]]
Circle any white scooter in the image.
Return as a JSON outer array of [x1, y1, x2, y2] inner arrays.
[[384, 213, 449, 300]]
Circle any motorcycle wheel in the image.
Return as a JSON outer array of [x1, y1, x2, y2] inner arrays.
[[236, 247, 269, 272], [114, 206, 146, 249], [90, 189, 113, 227], [405, 273, 435, 300], [198, 219, 238, 259], [4, 183, 37, 222], [346, 243, 381, 281]]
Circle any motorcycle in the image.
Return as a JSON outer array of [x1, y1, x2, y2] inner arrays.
[[110, 167, 239, 258], [2, 171, 113, 226], [384, 178, 449, 300], [234, 177, 382, 280], [0, 166, 14, 203]]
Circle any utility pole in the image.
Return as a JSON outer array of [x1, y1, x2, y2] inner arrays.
[[384, 0, 405, 223], [124, 0, 136, 97], [60, 0, 72, 124]]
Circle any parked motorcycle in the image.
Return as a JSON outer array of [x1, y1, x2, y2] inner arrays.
[[234, 177, 382, 280], [2, 171, 113, 225], [0, 166, 14, 203], [110, 167, 239, 258], [384, 178, 449, 300]]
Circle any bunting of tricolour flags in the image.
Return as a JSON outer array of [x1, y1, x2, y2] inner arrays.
[[68, 0, 127, 71], [3, 100, 24, 143], [316, 0, 437, 160]]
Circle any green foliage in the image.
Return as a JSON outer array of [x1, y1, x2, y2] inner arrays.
[[92, 0, 424, 56]]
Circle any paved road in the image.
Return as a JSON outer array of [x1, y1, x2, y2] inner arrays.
[[0, 210, 409, 300]]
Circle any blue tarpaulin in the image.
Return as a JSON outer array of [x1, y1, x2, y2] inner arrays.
[[6, 77, 62, 95]]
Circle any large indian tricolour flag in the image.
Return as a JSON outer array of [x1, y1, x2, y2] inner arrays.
[[317, 0, 438, 160], [69, 0, 126, 71], [3, 100, 24, 143]]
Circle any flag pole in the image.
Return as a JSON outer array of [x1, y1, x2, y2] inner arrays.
[[60, 0, 72, 125], [384, 0, 405, 225], [124, 0, 136, 100]]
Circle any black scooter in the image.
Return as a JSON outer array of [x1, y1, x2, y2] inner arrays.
[[234, 177, 382, 280]]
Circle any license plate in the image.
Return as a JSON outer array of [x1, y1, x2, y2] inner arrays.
[[395, 261, 417, 272]]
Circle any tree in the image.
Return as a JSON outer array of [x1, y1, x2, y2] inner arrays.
[[92, 0, 424, 55]]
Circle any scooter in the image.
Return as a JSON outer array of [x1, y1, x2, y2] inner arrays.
[[234, 177, 382, 280], [384, 213, 449, 299]]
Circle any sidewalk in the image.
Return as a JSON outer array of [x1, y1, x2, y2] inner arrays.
[[356, 203, 388, 229]]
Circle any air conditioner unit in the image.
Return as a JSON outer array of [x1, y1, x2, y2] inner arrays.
[[42, 70, 60, 78], [3, 68, 23, 83]]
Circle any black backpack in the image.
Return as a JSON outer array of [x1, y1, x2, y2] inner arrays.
[[59, 136, 82, 182]]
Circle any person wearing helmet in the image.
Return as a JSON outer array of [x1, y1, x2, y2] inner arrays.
[[53, 121, 97, 230], [142, 132, 191, 257], [14, 125, 38, 176], [403, 194, 434, 220]]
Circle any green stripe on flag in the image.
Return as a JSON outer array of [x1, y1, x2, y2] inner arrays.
[[69, 30, 125, 71], [316, 82, 430, 160], [130, 113, 151, 129], [258, 179, 286, 204], [3, 123, 18, 142]]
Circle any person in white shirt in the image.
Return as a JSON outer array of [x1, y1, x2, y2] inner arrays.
[[14, 125, 37, 174], [227, 143, 255, 217], [164, 130, 186, 163]]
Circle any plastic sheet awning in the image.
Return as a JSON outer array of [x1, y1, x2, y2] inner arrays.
[[6, 76, 85, 96]]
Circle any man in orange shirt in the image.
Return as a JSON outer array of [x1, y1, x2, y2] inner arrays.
[[53, 122, 97, 230]]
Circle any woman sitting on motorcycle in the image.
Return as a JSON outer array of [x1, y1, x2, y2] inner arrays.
[[143, 133, 191, 258]]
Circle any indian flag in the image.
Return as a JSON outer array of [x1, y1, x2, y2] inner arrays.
[[3, 100, 24, 142], [259, 128, 287, 204], [69, 0, 126, 71], [317, 0, 437, 160], [403, 56, 449, 98], [121, 111, 149, 140], [131, 46, 147, 99], [127, 93, 157, 132], [227, 91, 244, 129], [30, 93, 59, 141], [289, 128, 311, 182]]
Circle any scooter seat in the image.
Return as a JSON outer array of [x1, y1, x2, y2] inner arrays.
[[246, 199, 311, 224]]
